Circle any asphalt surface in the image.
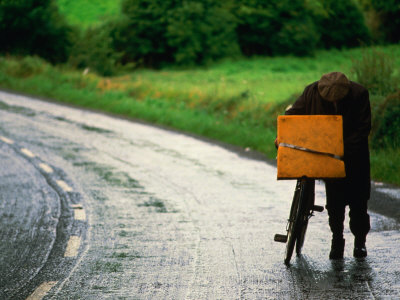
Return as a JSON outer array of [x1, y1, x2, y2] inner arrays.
[[0, 90, 400, 299]]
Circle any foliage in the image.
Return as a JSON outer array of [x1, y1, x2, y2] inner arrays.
[[0, 56, 49, 78], [371, 91, 400, 149], [113, 0, 174, 67], [315, 0, 370, 49], [370, 0, 400, 43], [0, 0, 73, 63], [351, 47, 397, 95], [69, 21, 122, 76], [370, 148, 400, 185], [233, 0, 319, 56], [55, 0, 374, 67], [115, 0, 239, 67], [57, 0, 122, 28], [352, 46, 399, 151], [165, 0, 240, 65]]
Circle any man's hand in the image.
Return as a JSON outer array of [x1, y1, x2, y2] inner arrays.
[[274, 138, 279, 149]]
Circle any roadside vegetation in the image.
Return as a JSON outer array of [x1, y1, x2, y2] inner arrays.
[[0, 0, 399, 185], [57, 0, 122, 29]]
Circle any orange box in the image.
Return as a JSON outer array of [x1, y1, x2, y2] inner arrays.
[[277, 115, 346, 179]]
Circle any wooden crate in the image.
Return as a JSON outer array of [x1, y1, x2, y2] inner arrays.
[[277, 115, 346, 179]]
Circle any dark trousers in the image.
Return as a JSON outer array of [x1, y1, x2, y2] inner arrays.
[[325, 179, 370, 242]]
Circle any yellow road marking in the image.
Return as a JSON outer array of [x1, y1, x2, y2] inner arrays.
[[56, 180, 73, 192], [26, 281, 57, 300], [64, 236, 81, 257], [74, 209, 86, 221], [71, 203, 83, 209], [39, 163, 53, 174], [21, 148, 35, 158], [0, 136, 14, 144]]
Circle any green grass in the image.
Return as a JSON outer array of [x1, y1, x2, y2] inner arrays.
[[0, 46, 399, 185], [57, 0, 122, 28], [121, 46, 400, 105], [371, 148, 400, 185]]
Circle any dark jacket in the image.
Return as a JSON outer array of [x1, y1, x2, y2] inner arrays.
[[285, 81, 371, 200]]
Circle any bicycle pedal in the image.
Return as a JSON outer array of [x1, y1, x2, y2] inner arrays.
[[313, 205, 324, 212], [274, 234, 288, 243]]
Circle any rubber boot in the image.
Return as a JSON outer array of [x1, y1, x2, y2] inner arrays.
[[329, 238, 345, 260], [353, 236, 367, 258]]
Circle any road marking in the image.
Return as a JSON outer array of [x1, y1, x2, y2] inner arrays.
[[39, 163, 53, 174], [56, 180, 73, 192], [26, 281, 57, 300], [21, 148, 35, 158], [71, 203, 83, 209], [74, 209, 86, 221], [0, 136, 14, 144], [64, 236, 81, 257]]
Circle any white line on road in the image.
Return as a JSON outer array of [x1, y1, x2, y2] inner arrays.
[[39, 163, 53, 174], [20, 148, 35, 158], [64, 236, 81, 257], [74, 209, 86, 221], [0, 136, 14, 144], [26, 281, 58, 300], [56, 180, 73, 192]]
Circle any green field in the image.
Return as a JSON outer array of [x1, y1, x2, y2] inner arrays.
[[125, 46, 400, 104]]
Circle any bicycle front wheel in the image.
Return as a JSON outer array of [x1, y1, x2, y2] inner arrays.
[[296, 179, 315, 255], [284, 179, 302, 265]]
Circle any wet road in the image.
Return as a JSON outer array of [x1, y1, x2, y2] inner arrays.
[[0, 90, 400, 299]]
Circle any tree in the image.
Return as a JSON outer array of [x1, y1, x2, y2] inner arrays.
[[0, 0, 73, 63], [114, 0, 174, 67], [315, 0, 370, 49], [166, 0, 239, 65], [69, 22, 122, 76], [233, 0, 319, 56], [370, 0, 400, 43], [116, 0, 239, 67]]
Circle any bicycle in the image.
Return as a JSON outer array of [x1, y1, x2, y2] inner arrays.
[[273, 115, 346, 265], [274, 177, 324, 265]]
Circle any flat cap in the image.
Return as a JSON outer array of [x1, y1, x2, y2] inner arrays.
[[318, 72, 350, 102]]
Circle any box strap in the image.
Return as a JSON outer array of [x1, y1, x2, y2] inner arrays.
[[279, 143, 343, 161]]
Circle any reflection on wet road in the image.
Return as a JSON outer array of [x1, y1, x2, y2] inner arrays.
[[0, 91, 399, 299]]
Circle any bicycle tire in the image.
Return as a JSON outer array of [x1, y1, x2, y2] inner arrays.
[[284, 179, 302, 265], [296, 179, 315, 255], [296, 220, 309, 255]]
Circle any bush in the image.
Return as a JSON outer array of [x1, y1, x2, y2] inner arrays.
[[351, 47, 397, 95], [370, 0, 400, 43], [234, 0, 319, 56], [0, 0, 73, 63], [115, 0, 239, 67], [315, 0, 370, 49], [114, 0, 173, 68], [69, 21, 122, 76], [0, 56, 50, 78], [166, 0, 240, 65], [371, 91, 400, 149]]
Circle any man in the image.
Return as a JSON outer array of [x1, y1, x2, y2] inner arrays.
[[283, 72, 371, 259]]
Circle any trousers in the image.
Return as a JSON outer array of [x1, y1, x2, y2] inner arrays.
[[325, 179, 370, 241]]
